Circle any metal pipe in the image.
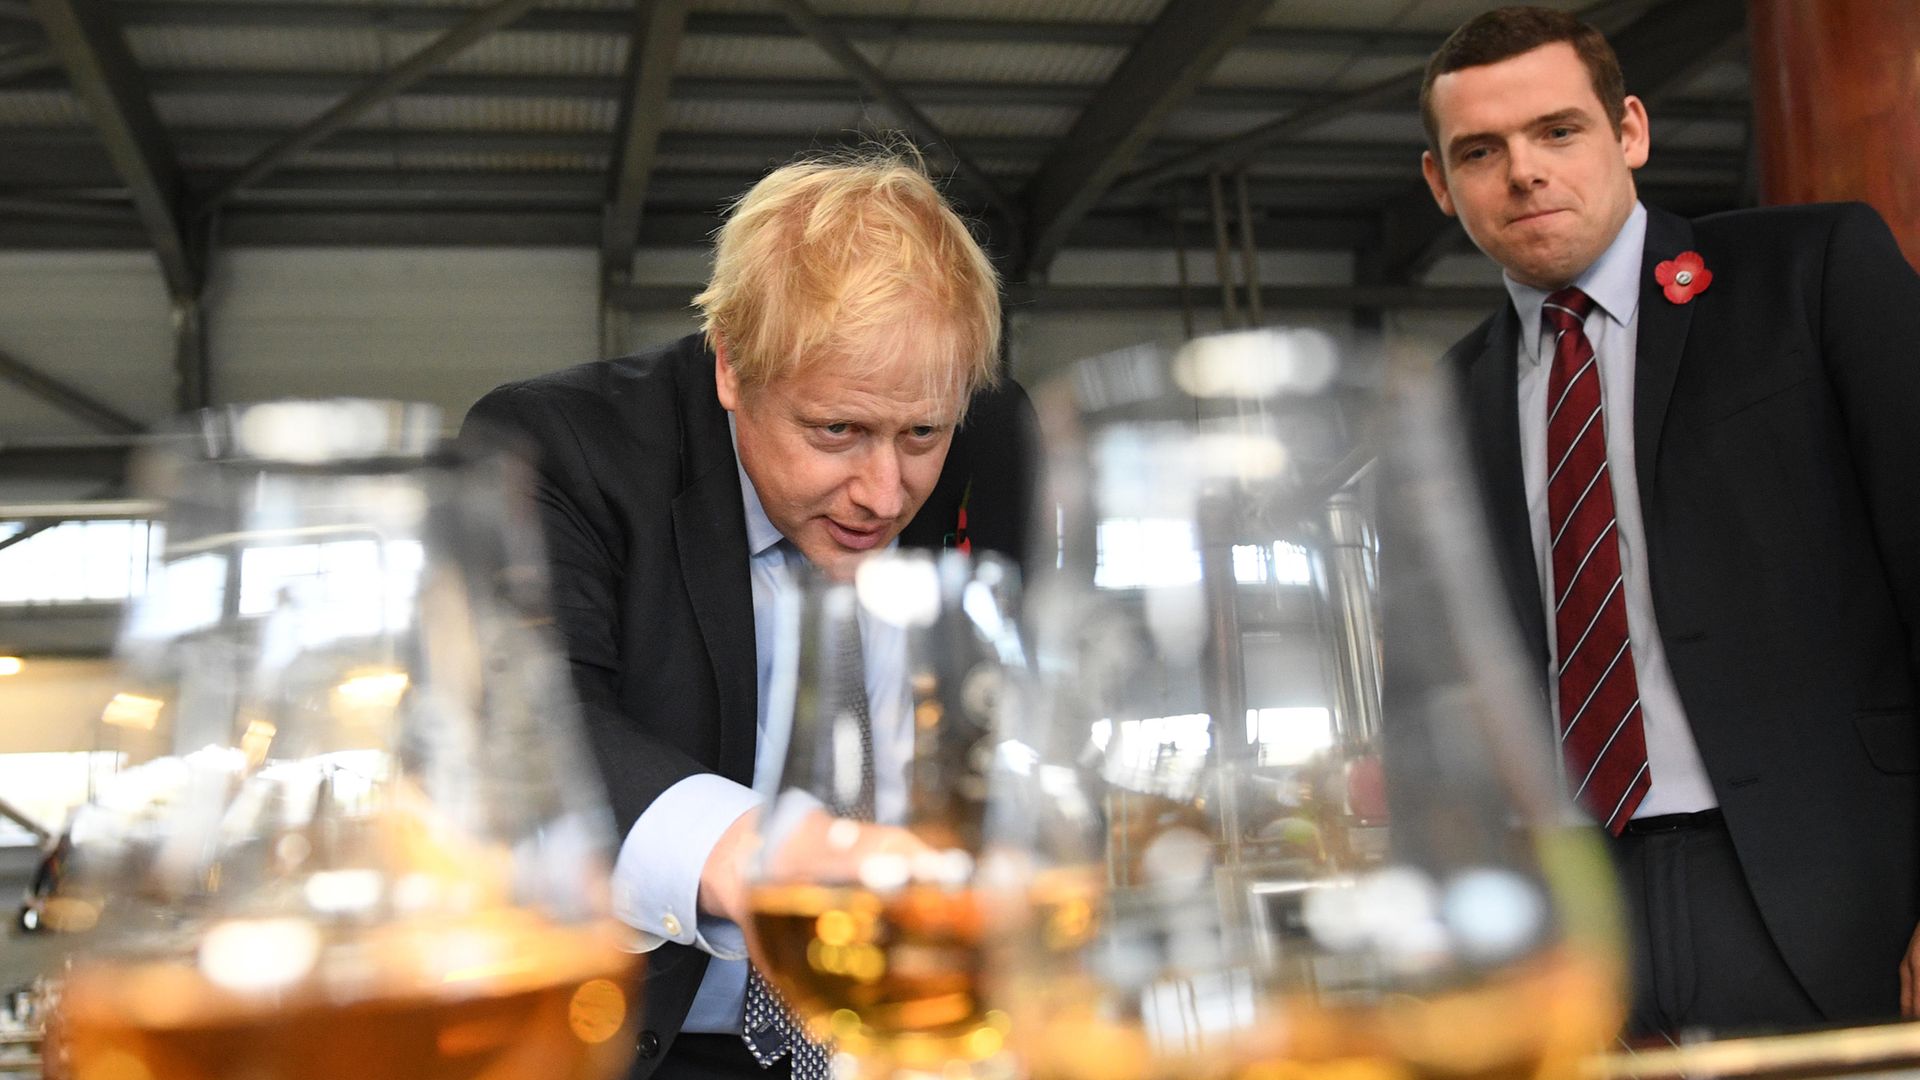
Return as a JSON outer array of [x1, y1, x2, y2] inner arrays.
[[1173, 194, 1195, 341], [1196, 490, 1249, 867], [1207, 170, 1238, 329], [0, 499, 157, 521], [0, 795, 51, 843], [1319, 490, 1382, 749], [1234, 168, 1262, 327]]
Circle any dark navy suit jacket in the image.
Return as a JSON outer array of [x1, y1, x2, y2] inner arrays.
[[1447, 203, 1920, 1021], [464, 334, 1038, 1076]]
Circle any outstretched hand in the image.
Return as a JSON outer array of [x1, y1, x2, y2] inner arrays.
[[697, 807, 933, 927]]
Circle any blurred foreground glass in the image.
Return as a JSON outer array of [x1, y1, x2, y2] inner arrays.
[[745, 551, 1024, 1080], [987, 331, 1625, 1080], [50, 400, 637, 1080]]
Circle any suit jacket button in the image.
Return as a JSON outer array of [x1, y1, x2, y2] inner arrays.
[[637, 1031, 661, 1059]]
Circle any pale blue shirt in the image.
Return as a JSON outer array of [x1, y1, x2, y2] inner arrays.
[[1506, 201, 1717, 817], [609, 424, 913, 1033]]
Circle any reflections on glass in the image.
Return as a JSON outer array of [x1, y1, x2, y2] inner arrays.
[[987, 330, 1624, 1080], [746, 551, 1024, 1080], [49, 400, 636, 1080]]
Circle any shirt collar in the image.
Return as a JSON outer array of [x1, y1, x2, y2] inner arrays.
[[728, 414, 785, 558], [1504, 200, 1647, 364]]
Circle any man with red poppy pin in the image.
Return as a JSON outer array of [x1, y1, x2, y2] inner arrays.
[[1421, 6, 1920, 1040]]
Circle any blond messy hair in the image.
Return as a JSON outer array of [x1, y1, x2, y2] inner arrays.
[[694, 146, 1002, 418]]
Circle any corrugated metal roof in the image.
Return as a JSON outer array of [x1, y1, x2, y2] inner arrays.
[[389, 95, 616, 131], [441, 31, 627, 74], [0, 92, 91, 127], [1390, 0, 1590, 31], [156, 92, 336, 128], [676, 34, 851, 80], [877, 40, 1123, 84], [1258, 0, 1423, 28], [1207, 49, 1381, 90], [1654, 117, 1748, 152], [915, 103, 1081, 139], [691, 0, 915, 15], [0, 0, 1752, 257], [1302, 112, 1430, 145], [908, 0, 1160, 20], [665, 97, 861, 134], [392, 150, 605, 169], [1673, 57, 1751, 97], [129, 26, 390, 71]]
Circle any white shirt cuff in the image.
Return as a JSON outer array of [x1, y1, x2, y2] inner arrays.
[[610, 773, 762, 960]]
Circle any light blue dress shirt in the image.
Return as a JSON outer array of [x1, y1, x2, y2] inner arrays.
[[1505, 200, 1716, 816], [609, 424, 913, 1033]]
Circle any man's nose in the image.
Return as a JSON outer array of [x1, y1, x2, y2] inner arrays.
[[849, 445, 904, 521], [1507, 140, 1548, 189]]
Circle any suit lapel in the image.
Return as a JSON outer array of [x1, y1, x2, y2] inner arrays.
[[1633, 206, 1698, 495], [1464, 308, 1551, 665], [671, 347, 759, 784]]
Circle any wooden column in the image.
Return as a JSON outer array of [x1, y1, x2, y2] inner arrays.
[[1748, 0, 1920, 268]]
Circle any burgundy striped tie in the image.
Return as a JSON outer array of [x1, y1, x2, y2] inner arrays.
[[1543, 287, 1650, 835]]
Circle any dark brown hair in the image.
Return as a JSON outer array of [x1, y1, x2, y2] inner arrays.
[[1420, 5, 1627, 154]]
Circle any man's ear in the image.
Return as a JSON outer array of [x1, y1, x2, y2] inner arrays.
[[1619, 94, 1651, 170], [713, 337, 740, 412], [1421, 151, 1457, 217]]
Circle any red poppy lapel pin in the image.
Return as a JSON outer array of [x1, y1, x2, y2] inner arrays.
[[947, 481, 972, 554], [1655, 251, 1712, 304]]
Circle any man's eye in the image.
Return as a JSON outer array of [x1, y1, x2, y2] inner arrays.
[[822, 422, 852, 436], [909, 425, 936, 439], [1547, 126, 1574, 140]]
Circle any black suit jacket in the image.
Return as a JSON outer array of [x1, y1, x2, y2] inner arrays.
[[1447, 202, 1920, 1021], [462, 333, 1038, 1076]]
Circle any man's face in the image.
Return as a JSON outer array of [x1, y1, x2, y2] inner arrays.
[[1421, 42, 1649, 290], [716, 343, 960, 581]]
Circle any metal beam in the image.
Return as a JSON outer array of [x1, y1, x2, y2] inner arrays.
[[0, 117, 1738, 161], [0, 347, 145, 435], [105, 3, 1448, 55], [173, 291, 209, 412], [768, 0, 1022, 235], [0, 179, 1743, 252], [1611, 0, 1745, 105], [1, 128, 1741, 182], [0, 442, 132, 483], [0, 498, 157, 520], [602, 0, 690, 280], [1109, 0, 1656, 198], [202, 206, 1380, 251], [0, 797, 51, 844], [10, 64, 1756, 124], [608, 280, 1506, 313], [1370, 181, 1465, 284], [0, 41, 56, 81], [28, 0, 196, 299], [0, 195, 137, 223], [1113, 66, 1425, 199], [194, 0, 540, 213], [1022, 0, 1273, 275]]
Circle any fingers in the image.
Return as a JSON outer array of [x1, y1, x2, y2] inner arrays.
[[698, 806, 763, 923], [765, 811, 938, 883]]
